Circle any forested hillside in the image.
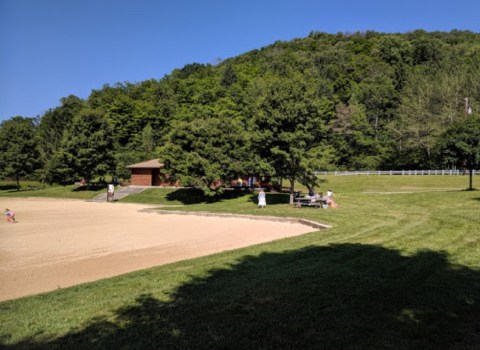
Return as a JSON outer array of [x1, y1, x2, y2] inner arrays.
[[1, 30, 480, 193]]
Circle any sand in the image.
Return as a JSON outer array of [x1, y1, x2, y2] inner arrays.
[[0, 198, 317, 301]]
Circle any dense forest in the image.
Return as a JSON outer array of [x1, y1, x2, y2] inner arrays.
[[1, 30, 480, 195]]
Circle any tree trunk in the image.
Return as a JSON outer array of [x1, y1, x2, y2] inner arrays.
[[16, 173, 20, 191], [469, 168, 473, 191]]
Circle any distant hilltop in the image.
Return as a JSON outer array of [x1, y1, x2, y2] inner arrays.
[[1, 30, 479, 194]]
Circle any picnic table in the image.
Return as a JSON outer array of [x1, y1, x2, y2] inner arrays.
[[295, 196, 328, 208]]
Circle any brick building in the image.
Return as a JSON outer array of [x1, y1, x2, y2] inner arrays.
[[126, 159, 176, 186]]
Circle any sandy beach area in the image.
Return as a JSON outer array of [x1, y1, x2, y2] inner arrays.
[[0, 198, 317, 301]]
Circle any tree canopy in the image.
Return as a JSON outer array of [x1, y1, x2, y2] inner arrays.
[[251, 74, 334, 203], [0, 117, 41, 189], [1, 30, 479, 193], [49, 109, 116, 184], [437, 116, 480, 190]]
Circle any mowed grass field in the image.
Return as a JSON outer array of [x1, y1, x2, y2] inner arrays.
[[0, 182, 105, 200], [1, 175, 479, 349]]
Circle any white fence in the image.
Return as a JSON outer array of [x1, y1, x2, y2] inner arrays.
[[314, 170, 479, 176]]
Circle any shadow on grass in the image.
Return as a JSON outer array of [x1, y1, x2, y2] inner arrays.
[[248, 192, 291, 206], [72, 184, 107, 192], [461, 188, 479, 192], [0, 186, 43, 192], [4, 244, 480, 349], [0, 184, 18, 191], [166, 188, 252, 205]]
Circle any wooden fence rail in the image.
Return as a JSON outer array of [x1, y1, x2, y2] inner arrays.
[[313, 170, 479, 176]]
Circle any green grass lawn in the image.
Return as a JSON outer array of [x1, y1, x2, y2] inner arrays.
[[0, 182, 106, 200], [1, 175, 479, 349]]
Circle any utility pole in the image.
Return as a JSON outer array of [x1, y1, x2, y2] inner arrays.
[[464, 97, 472, 117]]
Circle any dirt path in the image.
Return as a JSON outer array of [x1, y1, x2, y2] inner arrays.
[[0, 198, 317, 301]]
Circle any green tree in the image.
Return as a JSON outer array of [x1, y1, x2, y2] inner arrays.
[[0, 117, 41, 190], [105, 94, 139, 146], [330, 103, 385, 169], [251, 75, 333, 204], [140, 123, 155, 154], [349, 60, 397, 137], [410, 35, 444, 65], [159, 116, 248, 196], [221, 63, 238, 88], [43, 151, 74, 185], [392, 65, 479, 168], [437, 116, 480, 190], [37, 95, 85, 179], [54, 109, 116, 183], [114, 148, 145, 182], [373, 34, 414, 89], [113, 123, 159, 181], [37, 95, 85, 154], [18, 30, 480, 179]]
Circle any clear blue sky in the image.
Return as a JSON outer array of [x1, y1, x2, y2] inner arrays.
[[1, 0, 479, 121]]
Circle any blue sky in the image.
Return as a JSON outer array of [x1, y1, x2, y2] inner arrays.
[[1, 0, 479, 121]]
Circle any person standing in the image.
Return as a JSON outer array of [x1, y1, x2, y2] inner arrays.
[[258, 189, 267, 208]]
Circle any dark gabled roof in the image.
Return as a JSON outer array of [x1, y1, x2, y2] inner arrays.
[[126, 159, 163, 169]]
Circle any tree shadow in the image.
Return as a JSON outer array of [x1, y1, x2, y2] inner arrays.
[[0, 185, 43, 192], [248, 192, 291, 206], [0, 184, 19, 191], [4, 244, 480, 349], [72, 184, 107, 192], [166, 188, 251, 205]]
